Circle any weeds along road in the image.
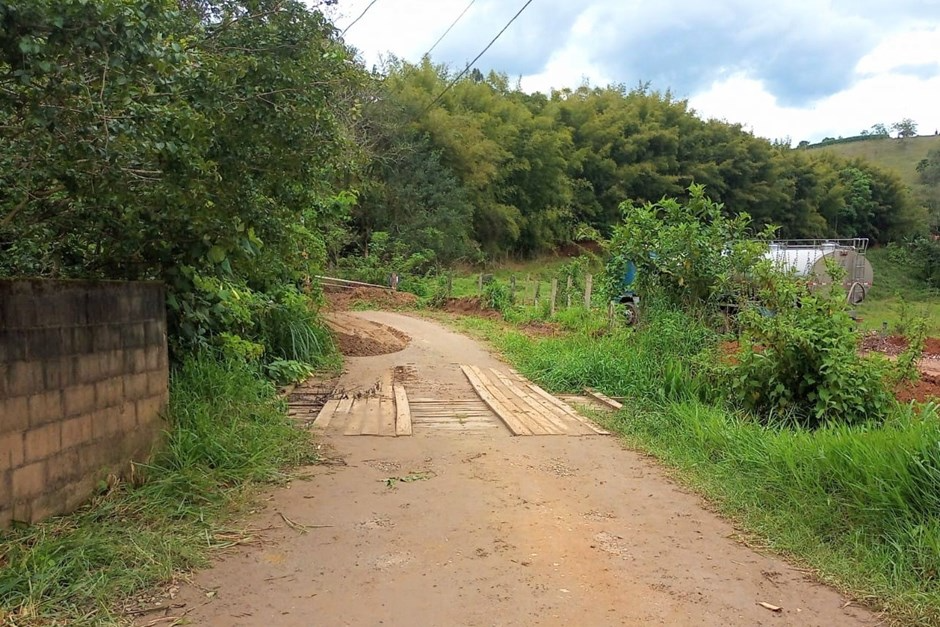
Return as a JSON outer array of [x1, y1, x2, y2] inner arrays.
[[167, 312, 875, 627]]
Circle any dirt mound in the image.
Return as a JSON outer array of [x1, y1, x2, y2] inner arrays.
[[325, 287, 418, 311], [324, 312, 410, 357], [441, 296, 502, 319], [895, 373, 940, 404], [859, 333, 940, 358]]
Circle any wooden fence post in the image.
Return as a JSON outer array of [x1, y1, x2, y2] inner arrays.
[[566, 275, 573, 308], [534, 281, 541, 305], [447, 274, 453, 297], [584, 274, 593, 309], [608, 301, 615, 329], [550, 279, 558, 315], [510, 275, 516, 304], [478, 273, 484, 296]]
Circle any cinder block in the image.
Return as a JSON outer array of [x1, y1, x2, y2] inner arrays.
[[122, 323, 146, 349], [144, 320, 165, 345], [12, 460, 46, 500], [146, 370, 168, 397], [63, 384, 96, 417], [24, 422, 62, 463], [91, 406, 120, 440], [0, 331, 28, 363], [144, 346, 161, 371], [136, 396, 165, 425], [0, 508, 12, 529], [94, 377, 124, 408], [12, 501, 32, 523], [43, 356, 75, 389], [26, 328, 64, 360], [0, 432, 25, 469], [121, 400, 140, 430], [102, 350, 124, 378], [125, 348, 147, 374], [7, 361, 42, 396], [78, 441, 108, 472], [73, 353, 104, 384], [123, 373, 149, 399], [63, 475, 97, 512], [91, 325, 122, 352], [46, 448, 80, 486], [1, 396, 29, 433], [27, 390, 62, 426], [68, 327, 94, 355], [0, 468, 11, 505], [61, 414, 93, 449]]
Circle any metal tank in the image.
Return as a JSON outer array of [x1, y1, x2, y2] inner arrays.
[[764, 239, 874, 304]]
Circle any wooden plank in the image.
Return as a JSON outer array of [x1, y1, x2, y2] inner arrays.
[[343, 399, 369, 435], [380, 370, 394, 400], [584, 388, 623, 410], [489, 369, 570, 434], [336, 397, 354, 414], [394, 384, 412, 436], [470, 366, 552, 435], [313, 399, 340, 429], [460, 365, 530, 435], [360, 397, 383, 436], [525, 382, 610, 436], [379, 398, 396, 436]]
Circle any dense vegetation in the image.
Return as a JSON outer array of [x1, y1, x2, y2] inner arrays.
[[443, 190, 939, 623]]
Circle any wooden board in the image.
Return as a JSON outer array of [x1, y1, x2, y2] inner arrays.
[[470, 366, 552, 435], [343, 399, 369, 435], [488, 368, 569, 434], [394, 384, 413, 436], [460, 365, 531, 435], [379, 398, 396, 436], [360, 397, 383, 436], [584, 388, 623, 410], [313, 399, 340, 429]]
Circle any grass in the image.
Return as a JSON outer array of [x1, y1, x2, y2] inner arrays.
[[857, 247, 940, 334], [808, 135, 940, 187], [447, 301, 940, 625], [0, 355, 317, 625]]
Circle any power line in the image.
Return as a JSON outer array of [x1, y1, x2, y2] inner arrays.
[[422, 0, 536, 113], [425, 0, 476, 57], [341, 0, 380, 36]]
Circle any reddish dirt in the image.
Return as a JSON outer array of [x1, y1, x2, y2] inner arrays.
[[324, 312, 410, 357], [159, 312, 876, 627], [895, 373, 940, 404], [859, 333, 940, 358], [441, 296, 502, 319], [324, 286, 418, 311]]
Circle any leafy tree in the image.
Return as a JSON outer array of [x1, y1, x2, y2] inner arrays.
[[892, 118, 918, 139]]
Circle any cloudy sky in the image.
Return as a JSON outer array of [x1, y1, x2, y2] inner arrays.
[[326, 0, 940, 145]]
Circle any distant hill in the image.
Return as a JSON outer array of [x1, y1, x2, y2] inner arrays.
[[805, 134, 940, 186]]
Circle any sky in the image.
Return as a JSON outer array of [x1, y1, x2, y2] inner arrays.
[[324, 0, 940, 145]]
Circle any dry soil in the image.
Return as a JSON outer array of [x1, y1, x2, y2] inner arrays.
[[167, 312, 877, 627]]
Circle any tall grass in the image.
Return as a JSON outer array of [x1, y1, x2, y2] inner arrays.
[[0, 355, 314, 625]]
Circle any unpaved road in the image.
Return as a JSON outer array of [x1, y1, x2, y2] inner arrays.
[[172, 312, 876, 626]]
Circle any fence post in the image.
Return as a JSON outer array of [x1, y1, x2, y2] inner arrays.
[[584, 274, 593, 309], [550, 279, 558, 315], [566, 275, 573, 308], [510, 275, 516, 304], [534, 281, 541, 305], [608, 301, 615, 330], [478, 273, 484, 296], [447, 274, 453, 298]]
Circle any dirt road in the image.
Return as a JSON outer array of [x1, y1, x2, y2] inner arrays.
[[172, 312, 875, 626]]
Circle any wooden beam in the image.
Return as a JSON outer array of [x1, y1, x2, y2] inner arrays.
[[312, 399, 340, 429], [394, 384, 412, 436], [460, 365, 531, 435], [584, 388, 623, 410]]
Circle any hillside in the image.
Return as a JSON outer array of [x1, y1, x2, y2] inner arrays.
[[807, 134, 940, 186]]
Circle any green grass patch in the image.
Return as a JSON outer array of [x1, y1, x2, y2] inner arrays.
[[809, 135, 940, 187], [857, 247, 940, 334], [0, 355, 316, 625], [449, 306, 940, 624]]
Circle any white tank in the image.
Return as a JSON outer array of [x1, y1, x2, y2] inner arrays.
[[764, 241, 874, 304]]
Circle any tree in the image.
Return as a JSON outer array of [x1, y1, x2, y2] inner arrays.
[[892, 118, 918, 139], [869, 123, 889, 137]]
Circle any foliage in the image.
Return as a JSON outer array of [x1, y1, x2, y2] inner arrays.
[[730, 270, 893, 427], [0, 0, 363, 349], [893, 118, 919, 139], [0, 355, 314, 624], [264, 359, 316, 386], [606, 184, 773, 309], [482, 281, 512, 313]]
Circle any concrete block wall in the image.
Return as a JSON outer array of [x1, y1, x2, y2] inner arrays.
[[0, 280, 168, 527]]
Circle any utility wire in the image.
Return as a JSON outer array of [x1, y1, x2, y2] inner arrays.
[[422, 0, 536, 113], [425, 0, 476, 57], [341, 0, 380, 36]]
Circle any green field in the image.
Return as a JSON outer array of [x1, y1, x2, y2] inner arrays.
[[858, 247, 940, 335], [808, 135, 940, 186]]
